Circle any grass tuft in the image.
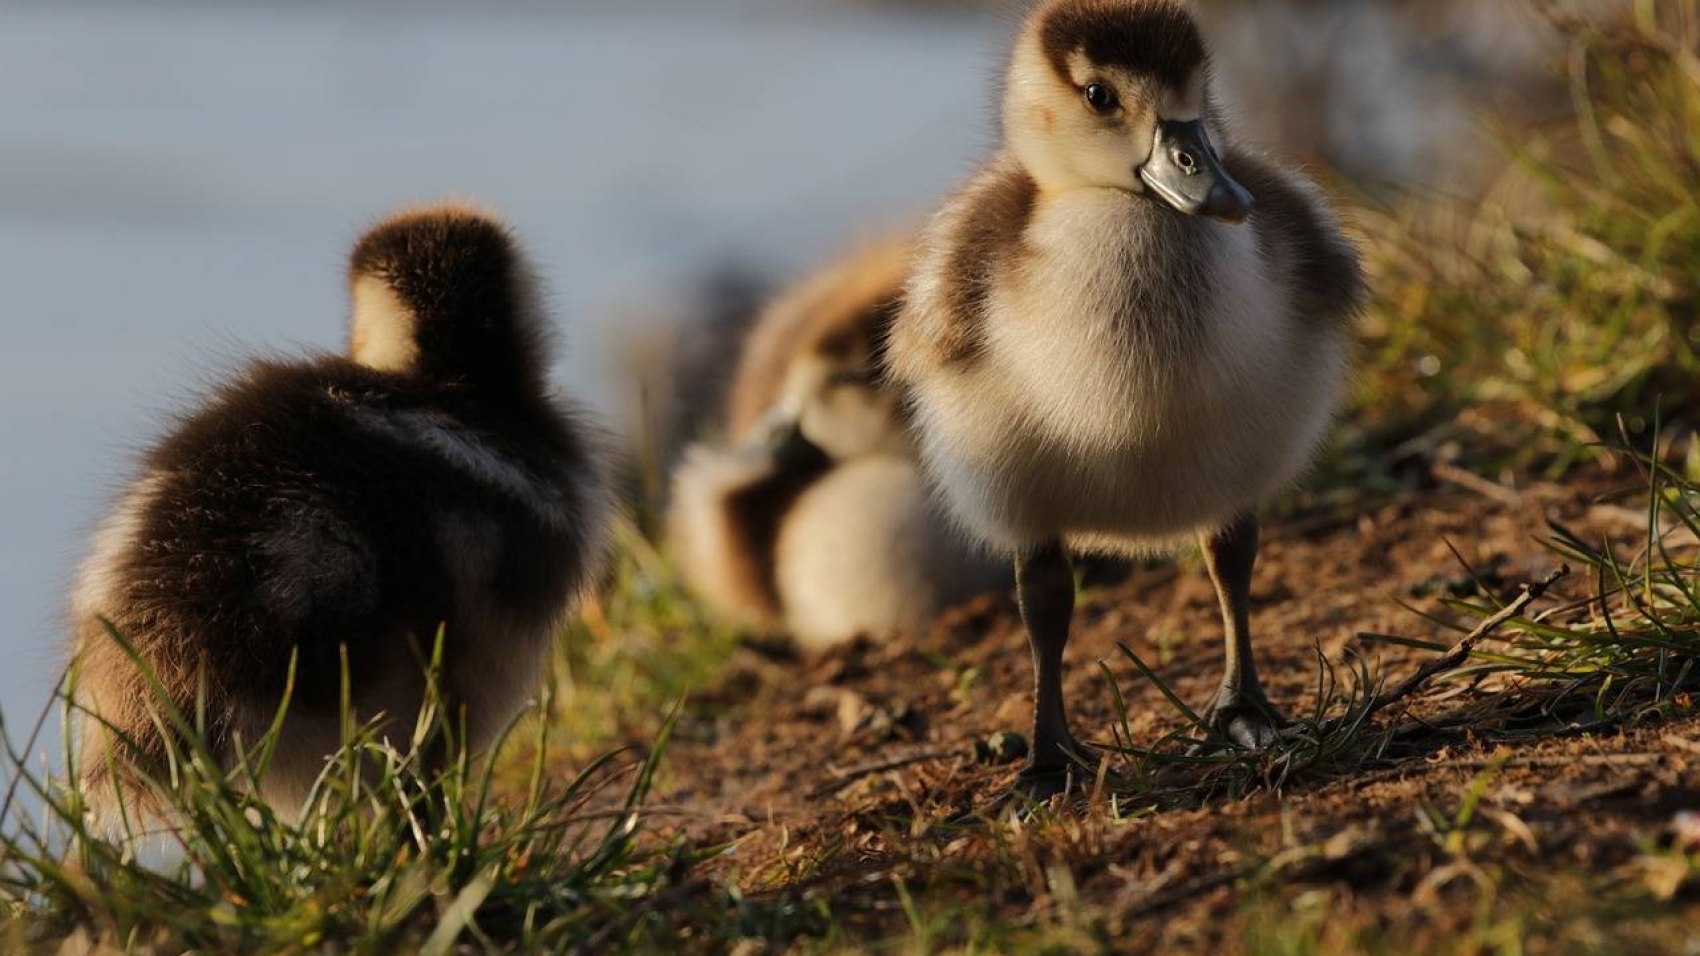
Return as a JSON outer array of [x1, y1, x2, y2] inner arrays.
[[1098, 435, 1697, 814], [548, 518, 745, 759], [1329, 1, 1700, 491], [1439, 438, 1700, 733], [0, 630, 735, 954]]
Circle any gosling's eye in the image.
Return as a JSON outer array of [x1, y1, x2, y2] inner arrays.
[[1083, 82, 1118, 114]]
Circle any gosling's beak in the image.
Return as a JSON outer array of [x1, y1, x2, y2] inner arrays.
[[1136, 119, 1253, 224], [746, 406, 829, 471]]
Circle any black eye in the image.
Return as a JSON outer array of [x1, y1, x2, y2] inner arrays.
[[1083, 82, 1118, 114]]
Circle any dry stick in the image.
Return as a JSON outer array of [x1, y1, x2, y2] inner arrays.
[[1664, 734, 1700, 756], [1353, 752, 1666, 785], [1431, 461, 1525, 507], [1449, 753, 1665, 770], [810, 749, 962, 798], [1358, 566, 1570, 725], [1126, 867, 1248, 919]]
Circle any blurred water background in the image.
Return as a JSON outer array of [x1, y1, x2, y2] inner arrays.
[[0, 0, 1596, 766]]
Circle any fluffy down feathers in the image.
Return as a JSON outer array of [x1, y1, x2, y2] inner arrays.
[[69, 205, 611, 826]]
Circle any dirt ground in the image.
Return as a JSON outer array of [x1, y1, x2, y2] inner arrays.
[[613, 472, 1700, 950]]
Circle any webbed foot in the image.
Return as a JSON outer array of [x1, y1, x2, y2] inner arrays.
[[1001, 740, 1101, 811], [1191, 687, 1290, 753]]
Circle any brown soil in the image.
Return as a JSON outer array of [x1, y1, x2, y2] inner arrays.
[[624, 473, 1700, 950]]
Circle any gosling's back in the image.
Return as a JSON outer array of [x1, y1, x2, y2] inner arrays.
[[70, 207, 609, 825]]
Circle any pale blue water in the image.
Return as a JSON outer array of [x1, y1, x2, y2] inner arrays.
[[0, 0, 1007, 763]]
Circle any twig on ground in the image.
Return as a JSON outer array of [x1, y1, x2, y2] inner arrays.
[[1431, 461, 1525, 507], [1345, 747, 1678, 794], [1447, 753, 1665, 770], [1358, 566, 1570, 724], [1125, 867, 1249, 920], [1126, 827, 1389, 918], [810, 750, 963, 798], [1664, 733, 1700, 756]]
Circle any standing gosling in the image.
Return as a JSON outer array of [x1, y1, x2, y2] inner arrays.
[[69, 206, 611, 825], [670, 236, 1002, 649], [888, 0, 1364, 794]]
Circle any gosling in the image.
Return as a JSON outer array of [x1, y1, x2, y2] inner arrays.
[[69, 205, 611, 825], [888, 0, 1365, 795], [670, 236, 1003, 649]]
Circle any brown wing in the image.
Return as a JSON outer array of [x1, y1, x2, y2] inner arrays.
[[889, 161, 1037, 381]]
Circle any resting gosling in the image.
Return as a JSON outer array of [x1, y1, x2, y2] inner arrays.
[[670, 236, 1003, 649], [888, 0, 1365, 793], [69, 205, 611, 825]]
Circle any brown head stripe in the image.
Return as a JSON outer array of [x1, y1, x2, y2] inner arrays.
[[1038, 0, 1206, 92]]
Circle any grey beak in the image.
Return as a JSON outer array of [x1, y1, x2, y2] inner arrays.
[[1136, 120, 1254, 224], [746, 407, 829, 470]]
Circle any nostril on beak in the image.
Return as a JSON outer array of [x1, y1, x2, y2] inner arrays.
[[1176, 151, 1197, 174]]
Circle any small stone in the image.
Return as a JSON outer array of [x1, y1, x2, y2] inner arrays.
[[835, 692, 872, 737], [801, 686, 844, 717], [975, 730, 1029, 765], [1672, 811, 1700, 853]]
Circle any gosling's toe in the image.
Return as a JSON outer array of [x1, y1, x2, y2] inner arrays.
[[1192, 689, 1291, 753]]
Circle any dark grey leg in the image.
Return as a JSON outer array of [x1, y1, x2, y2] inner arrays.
[[1015, 542, 1094, 791], [1197, 513, 1286, 748]]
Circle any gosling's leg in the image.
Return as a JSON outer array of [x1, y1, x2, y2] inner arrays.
[[1197, 514, 1287, 749], [1016, 542, 1095, 796]]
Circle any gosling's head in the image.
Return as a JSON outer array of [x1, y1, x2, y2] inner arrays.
[[761, 235, 913, 463], [1004, 0, 1252, 222], [782, 303, 909, 462], [347, 204, 549, 396]]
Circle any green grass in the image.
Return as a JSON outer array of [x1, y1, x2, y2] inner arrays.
[[1441, 442, 1700, 730], [1313, 2, 1700, 498], [546, 518, 745, 758], [0, 645, 709, 955]]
